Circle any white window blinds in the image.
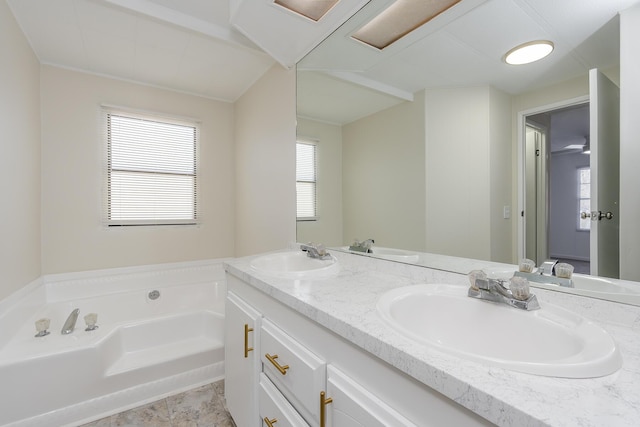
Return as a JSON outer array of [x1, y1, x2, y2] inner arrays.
[[106, 109, 198, 226], [296, 141, 317, 220]]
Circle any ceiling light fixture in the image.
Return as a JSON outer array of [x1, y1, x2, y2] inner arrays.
[[504, 40, 554, 65], [274, 0, 340, 22], [352, 0, 461, 50]]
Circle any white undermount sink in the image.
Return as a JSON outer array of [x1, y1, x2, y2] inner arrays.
[[377, 284, 622, 378], [250, 251, 339, 279]]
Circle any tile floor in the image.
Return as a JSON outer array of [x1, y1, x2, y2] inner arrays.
[[80, 380, 236, 427]]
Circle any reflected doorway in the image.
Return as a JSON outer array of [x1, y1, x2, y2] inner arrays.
[[524, 103, 591, 274]]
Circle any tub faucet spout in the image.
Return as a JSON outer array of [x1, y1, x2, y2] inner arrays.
[[61, 308, 80, 335]]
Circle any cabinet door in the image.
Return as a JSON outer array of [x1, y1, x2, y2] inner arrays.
[[225, 292, 262, 427], [259, 373, 311, 427], [325, 365, 416, 427]]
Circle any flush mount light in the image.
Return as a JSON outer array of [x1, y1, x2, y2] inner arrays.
[[352, 0, 461, 50], [504, 40, 554, 65], [274, 0, 340, 21]]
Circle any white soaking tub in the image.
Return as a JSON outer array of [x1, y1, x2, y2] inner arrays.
[[0, 260, 227, 427]]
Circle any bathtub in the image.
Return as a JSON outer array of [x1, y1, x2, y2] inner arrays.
[[0, 260, 227, 427]]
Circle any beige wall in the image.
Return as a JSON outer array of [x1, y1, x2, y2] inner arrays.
[[342, 92, 426, 251], [489, 87, 513, 263], [425, 86, 492, 260], [0, 2, 41, 299], [234, 65, 297, 256], [620, 4, 640, 281], [296, 118, 343, 246], [40, 66, 235, 274]]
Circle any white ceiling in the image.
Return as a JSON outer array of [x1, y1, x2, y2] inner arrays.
[[6, 0, 640, 117], [6, 0, 277, 102], [298, 0, 640, 125]]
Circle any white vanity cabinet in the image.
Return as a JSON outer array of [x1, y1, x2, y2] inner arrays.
[[225, 273, 492, 427], [225, 291, 261, 427]]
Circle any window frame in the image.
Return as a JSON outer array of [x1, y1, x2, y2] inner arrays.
[[296, 139, 318, 221], [577, 166, 591, 231], [103, 107, 200, 227]]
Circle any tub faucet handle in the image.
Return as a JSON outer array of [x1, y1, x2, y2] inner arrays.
[[35, 318, 51, 338], [84, 313, 99, 331]]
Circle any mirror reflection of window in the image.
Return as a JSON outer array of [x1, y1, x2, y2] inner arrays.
[[296, 141, 317, 221], [578, 167, 591, 231]]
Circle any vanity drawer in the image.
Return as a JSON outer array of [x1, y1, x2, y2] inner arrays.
[[261, 318, 326, 424], [259, 373, 310, 427]]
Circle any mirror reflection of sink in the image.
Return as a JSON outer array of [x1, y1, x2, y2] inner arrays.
[[369, 247, 420, 263], [341, 246, 420, 263], [250, 251, 339, 279], [377, 284, 622, 378]]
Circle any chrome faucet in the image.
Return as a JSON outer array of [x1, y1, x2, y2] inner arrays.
[[468, 275, 540, 311], [514, 259, 574, 288], [300, 243, 332, 260], [537, 259, 558, 276], [61, 308, 80, 335]]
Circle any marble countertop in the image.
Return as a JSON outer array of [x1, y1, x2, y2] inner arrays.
[[224, 250, 640, 427]]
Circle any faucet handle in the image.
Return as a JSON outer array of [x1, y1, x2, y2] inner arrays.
[[316, 243, 327, 256], [35, 318, 51, 337], [84, 313, 99, 331], [518, 258, 535, 273], [467, 270, 487, 290], [509, 276, 530, 301]]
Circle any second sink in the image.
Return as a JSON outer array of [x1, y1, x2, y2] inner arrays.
[[250, 251, 339, 279]]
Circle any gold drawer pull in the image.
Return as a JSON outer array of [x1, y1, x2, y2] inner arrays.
[[265, 353, 290, 375], [244, 324, 254, 358], [320, 391, 333, 427], [264, 417, 278, 427]]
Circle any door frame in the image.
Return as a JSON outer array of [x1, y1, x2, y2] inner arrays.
[[517, 95, 590, 262]]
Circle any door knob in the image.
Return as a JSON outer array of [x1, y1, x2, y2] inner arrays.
[[582, 211, 614, 221], [593, 211, 614, 220]]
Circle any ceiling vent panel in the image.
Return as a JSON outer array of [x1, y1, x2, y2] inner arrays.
[[229, 0, 370, 68]]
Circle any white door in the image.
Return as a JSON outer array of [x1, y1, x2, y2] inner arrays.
[[589, 69, 620, 278], [225, 291, 262, 427]]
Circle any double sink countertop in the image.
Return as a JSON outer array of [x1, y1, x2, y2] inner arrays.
[[223, 250, 640, 427]]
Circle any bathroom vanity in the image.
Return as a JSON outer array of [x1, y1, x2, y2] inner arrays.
[[223, 250, 640, 427]]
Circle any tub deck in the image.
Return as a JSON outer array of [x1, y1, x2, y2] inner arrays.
[[0, 261, 226, 427]]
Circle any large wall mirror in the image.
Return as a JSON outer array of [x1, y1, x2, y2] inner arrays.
[[296, 0, 640, 305]]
